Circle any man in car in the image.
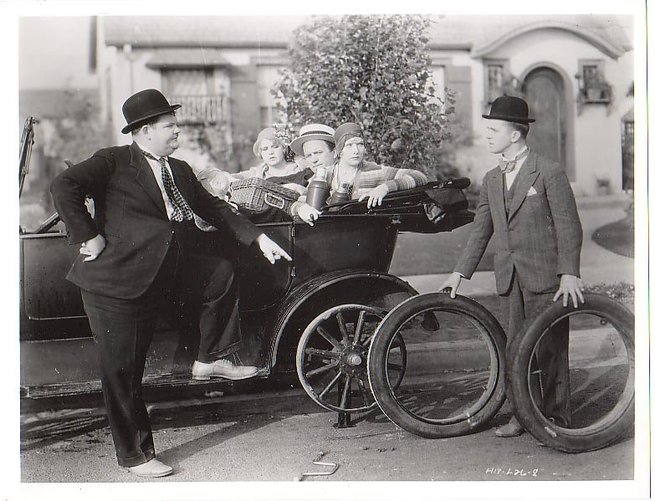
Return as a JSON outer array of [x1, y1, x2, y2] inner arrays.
[[50, 89, 291, 478], [439, 96, 584, 438], [290, 123, 336, 170]]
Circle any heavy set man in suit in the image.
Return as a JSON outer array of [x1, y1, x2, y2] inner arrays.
[[440, 96, 584, 438], [50, 89, 291, 477]]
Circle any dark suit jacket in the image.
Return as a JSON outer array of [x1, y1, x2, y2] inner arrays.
[[51, 142, 262, 299], [455, 152, 582, 295]]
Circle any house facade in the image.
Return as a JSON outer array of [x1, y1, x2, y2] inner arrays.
[[99, 14, 634, 196]]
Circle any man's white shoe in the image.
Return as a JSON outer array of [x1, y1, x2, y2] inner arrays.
[[126, 458, 173, 478], [192, 359, 260, 381]]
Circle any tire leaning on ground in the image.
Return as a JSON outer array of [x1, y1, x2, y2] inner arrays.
[[368, 293, 507, 438], [507, 293, 635, 453]]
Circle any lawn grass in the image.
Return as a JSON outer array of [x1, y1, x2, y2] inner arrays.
[[592, 217, 634, 258], [389, 224, 495, 276], [445, 287, 633, 338]]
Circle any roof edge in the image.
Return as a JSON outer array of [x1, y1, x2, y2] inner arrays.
[[427, 42, 473, 51], [105, 39, 289, 50], [471, 20, 626, 60]]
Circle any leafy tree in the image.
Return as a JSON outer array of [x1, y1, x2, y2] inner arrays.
[[273, 15, 456, 178], [20, 88, 113, 229], [46, 88, 113, 167]]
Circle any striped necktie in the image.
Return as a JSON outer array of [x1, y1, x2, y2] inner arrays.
[[142, 151, 194, 222]]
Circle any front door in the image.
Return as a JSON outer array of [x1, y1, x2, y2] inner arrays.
[[523, 67, 573, 180]]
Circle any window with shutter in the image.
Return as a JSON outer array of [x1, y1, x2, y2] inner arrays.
[[162, 69, 229, 124], [577, 60, 611, 104], [257, 65, 283, 128], [484, 60, 507, 103]]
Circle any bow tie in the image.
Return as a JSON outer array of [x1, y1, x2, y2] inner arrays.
[[499, 149, 529, 174]]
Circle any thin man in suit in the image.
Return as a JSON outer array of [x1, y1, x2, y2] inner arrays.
[[50, 89, 291, 477], [440, 96, 584, 438]]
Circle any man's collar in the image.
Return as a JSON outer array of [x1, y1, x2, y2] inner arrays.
[[134, 141, 163, 161], [501, 145, 529, 162]]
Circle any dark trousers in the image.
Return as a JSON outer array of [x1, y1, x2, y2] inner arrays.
[[500, 270, 571, 426], [81, 240, 241, 467]]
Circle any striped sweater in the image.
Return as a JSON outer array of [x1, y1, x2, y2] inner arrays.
[[324, 160, 428, 199]]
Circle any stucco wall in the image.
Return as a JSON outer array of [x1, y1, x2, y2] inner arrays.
[[99, 26, 633, 195], [455, 28, 633, 196], [109, 49, 163, 146]]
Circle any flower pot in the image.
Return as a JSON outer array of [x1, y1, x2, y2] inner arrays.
[[587, 88, 603, 101]]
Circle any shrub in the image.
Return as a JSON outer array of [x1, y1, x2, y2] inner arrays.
[[585, 282, 635, 301], [273, 15, 455, 177]]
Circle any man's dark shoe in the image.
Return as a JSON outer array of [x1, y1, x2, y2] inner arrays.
[[494, 418, 525, 438]]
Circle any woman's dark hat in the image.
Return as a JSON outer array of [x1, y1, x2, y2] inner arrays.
[[334, 122, 364, 156], [121, 89, 181, 134], [482, 96, 535, 124]]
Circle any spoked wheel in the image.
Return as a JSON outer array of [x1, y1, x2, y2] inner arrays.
[[368, 293, 507, 438], [296, 304, 407, 413], [507, 293, 635, 452]]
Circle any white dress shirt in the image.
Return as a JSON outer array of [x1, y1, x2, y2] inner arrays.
[[453, 146, 529, 280], [502, 146, 529, 190], [137, 143, 183, 221]]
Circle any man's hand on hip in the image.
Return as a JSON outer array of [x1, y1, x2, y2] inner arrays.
[[553, 274, 585, 308], [439, 272, 463, 299], [256, 234, 292, 264], [80, 234, 106, 262]]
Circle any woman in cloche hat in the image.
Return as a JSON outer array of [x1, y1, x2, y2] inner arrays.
[[321, 122, 428, 208]]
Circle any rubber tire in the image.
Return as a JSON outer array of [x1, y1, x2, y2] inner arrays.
[[368, 293, 507, 438], [507, 293, 634, 453]]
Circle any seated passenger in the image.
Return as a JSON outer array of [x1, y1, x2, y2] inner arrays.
[[326, 122, 428, 208], [237, 127, 315, 195], [197, 128, 319, 225], [290, 123, 336, 171]]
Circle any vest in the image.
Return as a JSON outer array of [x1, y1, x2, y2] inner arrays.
[[503, 174, 519, 218]]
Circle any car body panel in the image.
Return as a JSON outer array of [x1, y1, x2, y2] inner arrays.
[[19, 117, 474, 399]]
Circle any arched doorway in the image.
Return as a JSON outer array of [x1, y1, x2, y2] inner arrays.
[[523, 67, 574, 180]]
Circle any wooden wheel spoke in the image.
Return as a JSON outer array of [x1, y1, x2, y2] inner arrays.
[[352, 310, 367, 346], [306, 360, 339, 378], [304, 347, 340, 359], [339, 375, 352, 408], [318, 371, 343, 399], [355, 376, 370, 407], [316, 326, 340, 349], [298, 305, 390, 413], [336, 312, 350, 343]]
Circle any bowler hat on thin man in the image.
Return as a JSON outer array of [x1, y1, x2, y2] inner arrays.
[[121, 89, 182, 134], [482, 96, 535, 124]]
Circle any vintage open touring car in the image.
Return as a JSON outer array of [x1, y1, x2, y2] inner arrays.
[[19, 117, 635, 451]]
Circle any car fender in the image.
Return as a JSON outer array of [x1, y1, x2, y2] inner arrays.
[[264, 269, 418, 372]]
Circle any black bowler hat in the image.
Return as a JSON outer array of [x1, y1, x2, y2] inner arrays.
[[121, 89, 181, 134], [482, 96, 535, 124]]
